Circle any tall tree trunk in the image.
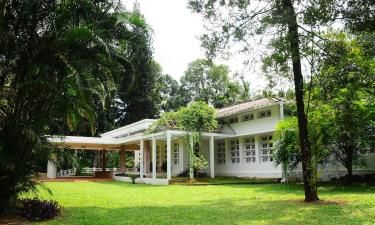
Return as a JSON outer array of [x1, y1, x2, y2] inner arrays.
[[283, 0, 319, 202], [346, 147, 354, 183]]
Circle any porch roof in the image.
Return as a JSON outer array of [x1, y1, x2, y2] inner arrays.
[[48, 130, 232, 150]]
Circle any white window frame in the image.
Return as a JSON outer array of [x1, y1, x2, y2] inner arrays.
[[260, 135, 273, 162], [172, 142, 179, 165], [229, 116, 238, 124], [258, 109, 272, 118], [216, 141, 226, 164], [244, 136, 256, 163], [229, 139, 240, 163], [242, 113, 254, 121]]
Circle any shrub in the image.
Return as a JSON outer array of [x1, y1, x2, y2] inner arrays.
[[21, 199, 60, 221], [177, 169, 189, 177], [192, 154, 208, 175], [115, 173, 128, 177], [128, 174, 139, 184]]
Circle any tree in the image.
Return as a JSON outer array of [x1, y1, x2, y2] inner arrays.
[[157, 73, 183, 112], [313, 33, 375, 180], [180, 59, 242, 108], [148, 101, 218, 179], [0, 0, 149, 212], [273, 117, 300, 183], [188, 0, 374, 202], [116, 28, 160, 125], [188, 0, 314, 201]]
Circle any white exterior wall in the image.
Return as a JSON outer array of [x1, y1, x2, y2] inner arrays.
[[290, 154, 375, 181], [214, 104, 282, 178], [221, 105, 281, 135], [213, 135, 282, 178]]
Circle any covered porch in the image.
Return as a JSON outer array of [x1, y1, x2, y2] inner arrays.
[[48, 131, 229, 185]]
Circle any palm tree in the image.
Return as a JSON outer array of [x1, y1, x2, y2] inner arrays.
[[0, 0, 150, 212]]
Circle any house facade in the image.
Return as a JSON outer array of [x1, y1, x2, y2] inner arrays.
[[48, 97, 375, 184]]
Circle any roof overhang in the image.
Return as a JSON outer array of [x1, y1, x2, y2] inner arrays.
[[48, 130, 232, 150], [48, 136, 121, 150]]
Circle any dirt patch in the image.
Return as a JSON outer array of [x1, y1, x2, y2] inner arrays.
[[286, 199, 348, 205], [0, 215, 27, 225]]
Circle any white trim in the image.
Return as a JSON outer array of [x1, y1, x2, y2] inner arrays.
[[100, 119, 156, 138]]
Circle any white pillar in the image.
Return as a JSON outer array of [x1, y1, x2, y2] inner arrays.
[[140, 139, 144, 178], [166, 132, 172, 180], [279, 101, 284, 120], [179, 138, 184, 173], [189, 136, 194, 179], [47, 154, 57, 179], [152, 136, 157, 179], [209, 136, 215, 178]]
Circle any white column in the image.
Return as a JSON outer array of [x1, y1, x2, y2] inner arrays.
[[209, 135, 215, 178], [140, 139, 144, 178], [152, 136, 157, 179], [166, 131, 172, 180], [47, 154, 57, 179], [279, 101, 284, 120], [189, 136, 194, 179], [179, 138, 184, 173]]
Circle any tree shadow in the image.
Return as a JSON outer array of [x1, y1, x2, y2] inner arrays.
[[39, 197, 374, 225]]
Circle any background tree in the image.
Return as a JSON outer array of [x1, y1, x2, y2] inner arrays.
[[313, 33, 375, 181], [179, 59, 242, 108], [157, 73, 182, 112]]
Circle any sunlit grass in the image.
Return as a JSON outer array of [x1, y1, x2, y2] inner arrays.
[[28, 181, 375, 225]]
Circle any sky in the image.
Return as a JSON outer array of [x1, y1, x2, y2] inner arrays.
[[124, 0, 268, 91]]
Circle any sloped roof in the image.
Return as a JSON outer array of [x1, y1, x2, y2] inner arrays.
[[217, 97, 282, 118]]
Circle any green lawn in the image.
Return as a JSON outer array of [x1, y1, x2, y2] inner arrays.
[[28, 181, 375, 225]]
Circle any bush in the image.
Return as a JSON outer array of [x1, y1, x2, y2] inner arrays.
[[21, 199, 60, 221], [177, 169, 189, 177], [192, 154, 208, 175], [115, 173, 128, 177], [128, 174, 139, 184]]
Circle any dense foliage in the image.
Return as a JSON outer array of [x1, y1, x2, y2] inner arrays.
[[312, 33, 375, 179], [148, 101, 218, 179], [21, 198, 60, 221], [158, 59, 251, 112], [0, 0, 151, 212]]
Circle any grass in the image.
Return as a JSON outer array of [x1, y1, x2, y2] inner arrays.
[[27, 181, 375, 225]]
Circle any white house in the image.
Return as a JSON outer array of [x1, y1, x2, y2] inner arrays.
[[48, 97, 375, 184]]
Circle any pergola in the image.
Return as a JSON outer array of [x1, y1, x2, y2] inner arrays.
[[48, 130, 230, 184]]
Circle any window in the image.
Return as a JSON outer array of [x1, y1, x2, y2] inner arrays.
[[229, 116, 238, 124], [230, 139, 240, 163], [260, 135, 273, 162], [244, 137, 256, 163], [217, 141, 226, 164], [173, 142, 179, 165], [242, 113, 254, 121], [259, 109, 272, 118]]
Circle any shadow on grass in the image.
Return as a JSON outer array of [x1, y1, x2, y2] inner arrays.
[[38, 197, 373, 225], [220, 182, 375, 195]]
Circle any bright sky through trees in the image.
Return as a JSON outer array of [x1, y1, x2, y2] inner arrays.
[[124, 0, 268, 92]]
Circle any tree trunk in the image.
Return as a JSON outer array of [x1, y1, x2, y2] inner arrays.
[[101, 149, 107, 171], [283, 0, 319, 202], [346, 147, 354, 183]]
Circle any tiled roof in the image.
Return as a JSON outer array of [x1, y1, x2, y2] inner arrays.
[[217, 98, 282, 118]]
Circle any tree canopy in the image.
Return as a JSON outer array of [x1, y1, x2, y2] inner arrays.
[[0, 0, 152, 212]]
